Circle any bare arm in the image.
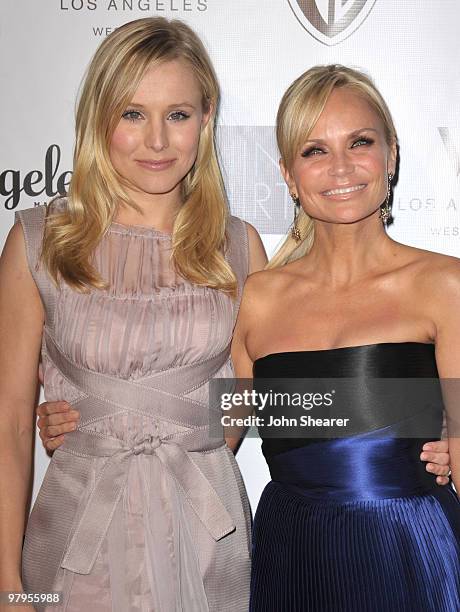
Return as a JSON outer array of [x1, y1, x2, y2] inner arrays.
[[432, 261, 460, 491], [224, 225, 266, 452], [226, 273, 262, 452], [245, 222, 267, 274], [0, 223, 44, 590]]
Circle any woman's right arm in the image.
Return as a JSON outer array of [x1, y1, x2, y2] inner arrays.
[[226, 274, 262, 452], [0, 222, 44, 591]]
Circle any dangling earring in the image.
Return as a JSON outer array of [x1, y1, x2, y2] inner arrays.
[[380, 173, 393, 223], [290, 192, 302, 242]]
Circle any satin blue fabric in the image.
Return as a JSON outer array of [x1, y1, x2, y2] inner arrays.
[[268, 425, 437, 503]]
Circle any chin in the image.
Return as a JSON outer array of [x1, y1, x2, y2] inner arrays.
[[333, 201, 380, 223], [315, 208, 376, 225], [132, 179, 182, 196]]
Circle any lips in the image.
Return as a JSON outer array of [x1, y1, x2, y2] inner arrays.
[[322, 184, 367, 196], [136, 158, 176, 171]]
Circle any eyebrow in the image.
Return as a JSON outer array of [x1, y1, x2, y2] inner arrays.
[[304, 128, 379, 144], [126, 101, 197, 110]]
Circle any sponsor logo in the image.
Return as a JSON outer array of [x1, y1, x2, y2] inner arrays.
[[59, 0, 208, 12], [288, 0, 377, 46], [0, 145, 71, 210]]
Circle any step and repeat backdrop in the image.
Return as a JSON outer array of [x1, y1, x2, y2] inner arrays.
[[1, 1, 459, 510]]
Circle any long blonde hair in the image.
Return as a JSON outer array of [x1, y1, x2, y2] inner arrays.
[[42, 17, 236, 295], [269, 64, 398, 268]]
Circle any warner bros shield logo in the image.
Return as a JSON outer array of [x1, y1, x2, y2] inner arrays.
[[288, 0, 377, 46]]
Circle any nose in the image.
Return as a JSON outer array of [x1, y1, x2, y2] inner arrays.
[[145, 116, 169, 152], [328, 150, 354, 177]]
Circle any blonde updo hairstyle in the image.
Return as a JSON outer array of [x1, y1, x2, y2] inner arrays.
[[269, 64, 398, 268], [42, 17, 237, 295]]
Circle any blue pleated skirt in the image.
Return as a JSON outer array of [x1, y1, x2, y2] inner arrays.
[[250, 480, 460, 612]]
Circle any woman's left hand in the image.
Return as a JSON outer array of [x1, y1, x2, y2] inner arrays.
[[420, 440, 450, 485]]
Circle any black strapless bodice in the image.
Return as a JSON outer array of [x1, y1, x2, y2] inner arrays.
[[254, 342, 438, 378], [253, 342, 441, 462]]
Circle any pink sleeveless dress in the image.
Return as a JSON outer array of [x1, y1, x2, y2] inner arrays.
[[16, 199, 251, 612]]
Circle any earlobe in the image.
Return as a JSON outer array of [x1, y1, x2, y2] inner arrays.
[[388, 142, 397, 176]]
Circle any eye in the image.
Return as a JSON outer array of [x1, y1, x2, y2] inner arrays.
[[301, 146, 324, 158], [351, 137, 374, 148], [168, 111, 190, 121], [122, 110, 143, 122]]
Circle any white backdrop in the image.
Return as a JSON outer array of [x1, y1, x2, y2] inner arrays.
[[1, 0, 459, 512]]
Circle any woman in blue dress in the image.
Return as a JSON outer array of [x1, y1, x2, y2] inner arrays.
[[231, 64, 460, 611]]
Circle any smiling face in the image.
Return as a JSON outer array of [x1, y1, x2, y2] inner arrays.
[[109, 58, 211, 204], [282, 87, 397, 225]]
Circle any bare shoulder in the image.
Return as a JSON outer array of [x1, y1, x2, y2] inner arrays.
[[244, 221, 263, 254], [0, 220, 38, 294], [1, 220, 27, 266], [410, 247, 460, 293], [391, 241, 457, 279], [236, 266, 281, 324], [243, 221, 268, 273], [400, 246, 460, 321], [243, 220, 259, 242], [428, 254, 460, 300], [243, 264, 290, 298], [0, 221, 44, 322], [233, 269, 281, 349]]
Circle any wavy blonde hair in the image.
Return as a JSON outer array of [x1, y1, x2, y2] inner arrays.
[[42, 17, 236, 295], [268, 64, 398, 268]]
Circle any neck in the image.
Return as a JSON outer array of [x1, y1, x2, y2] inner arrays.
[[307, 212, 395, 287], [114, 186, 182, 233]]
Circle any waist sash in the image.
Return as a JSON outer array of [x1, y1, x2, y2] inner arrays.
[[268, 425, 438, 503], [39, 329, 235, 608]]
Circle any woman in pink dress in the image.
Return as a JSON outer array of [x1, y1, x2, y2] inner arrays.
[[0, 17, 266, 612]]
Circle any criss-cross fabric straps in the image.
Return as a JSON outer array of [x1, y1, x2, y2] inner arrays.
[[44, 329, 235, 576]]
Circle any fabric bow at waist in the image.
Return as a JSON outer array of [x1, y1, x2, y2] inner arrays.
[[59, 426, 235, 574], [43, 329, 235, 577]]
